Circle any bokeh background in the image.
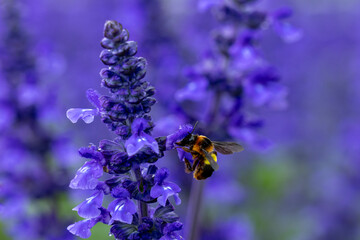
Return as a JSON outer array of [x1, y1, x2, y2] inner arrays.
[[1, 0, 360, 239]]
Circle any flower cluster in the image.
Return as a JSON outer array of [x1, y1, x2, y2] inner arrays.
[[67, 20, 183, 239], [176, 0, 301, 149], [166, 1, 301, 239], [0, 0, 74, 239]]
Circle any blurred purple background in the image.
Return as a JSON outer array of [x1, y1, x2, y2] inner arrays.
[[1, 0, 360, 239]]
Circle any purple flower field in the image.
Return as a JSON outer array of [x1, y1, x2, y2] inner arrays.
[[0, 0, 359, 239]]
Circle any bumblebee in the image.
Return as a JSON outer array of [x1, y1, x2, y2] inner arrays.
[[176, 128, 244, 180]]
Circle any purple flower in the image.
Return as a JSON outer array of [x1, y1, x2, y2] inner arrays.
[[66, 89, 102, 124], [79, 145, 104, 163], [160, 221, 183, 240], [150, 168, 181, 206], [66, 108, 98, 124], [108, 198, 137, 224], [67, 219, 97, 239], [67, 20, 183, 239], [176, 148, 194, 162], [166, 124, 193, 150], [125, 118, 159, 156], [69, 160, 103, 190], [73, 191, 104, 219]]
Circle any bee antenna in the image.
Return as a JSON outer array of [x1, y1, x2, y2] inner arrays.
[[191, 121, 199, 134]]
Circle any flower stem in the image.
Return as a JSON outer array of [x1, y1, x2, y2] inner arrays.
[[133, 166, 148, 222], [186, 88, 223, 239], [185, 179, 205, 240]]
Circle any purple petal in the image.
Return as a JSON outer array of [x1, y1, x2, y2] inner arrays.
[[69, 160, 103, 190], [108, 199, 137, 224], [166, 182, 181, 193], [154, 168, 169, 185], [163, 221, 183, 234], [150, 185, 164, 199], [176, 148, 193, 162], [86, 89, 102, 109], [157, 195, 168, 207], [166, 124, 193, 150], [125, 132, 159, 156], [66, 108, 98, 124], [150, 182, 181, 207], [131, 118, 149, 134], [79, 145, 104, 162], [67, 220, 93, 238], [173, 194, 181, 205], [111, 186, 130, 199], [73, 191, 104, 218]]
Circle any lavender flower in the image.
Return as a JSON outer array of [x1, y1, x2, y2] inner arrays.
[[67, 20, 183, 239], [0, 0, 75, 239]]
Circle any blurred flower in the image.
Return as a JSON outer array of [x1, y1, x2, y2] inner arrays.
[[0, 0, 75, 239]]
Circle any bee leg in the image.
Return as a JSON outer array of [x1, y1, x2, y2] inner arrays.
[[184, 157, 200, 173], [184, 158, 193, 173]]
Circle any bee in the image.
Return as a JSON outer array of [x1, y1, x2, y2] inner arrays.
[[175, 123, 244, 180]]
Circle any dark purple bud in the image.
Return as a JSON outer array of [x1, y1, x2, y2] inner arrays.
[[146, 165, 158, 175], [145, 87, 155, 97], [154, 204, 179, 223], [113, 28, 129, 43], [97, 207, 111, 224], [100, 50, 119, 65], [110, 222, 137, 240], [138, 217, 153, 231], [115, 125, 130, 137], [100, 37, 115, 49], [113, 41, 138, 57], [96, 182, 111, 194], [79, 145, 103, 162], [246, 11, 267, 29], [105, 176, 122, 189], [104, 20, 123, 39], [141, 97, 156, 108], [99, 68, 116, 79], [163, 221, 183, 233]]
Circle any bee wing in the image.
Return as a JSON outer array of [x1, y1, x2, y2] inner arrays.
[[212, 141, 244, 155], [202, 149, 219, 171]]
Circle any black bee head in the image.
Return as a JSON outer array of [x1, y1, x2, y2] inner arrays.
[[176, 133, 196, 147]]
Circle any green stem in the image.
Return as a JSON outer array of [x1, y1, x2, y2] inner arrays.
[[185, 180, 205, 240]]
